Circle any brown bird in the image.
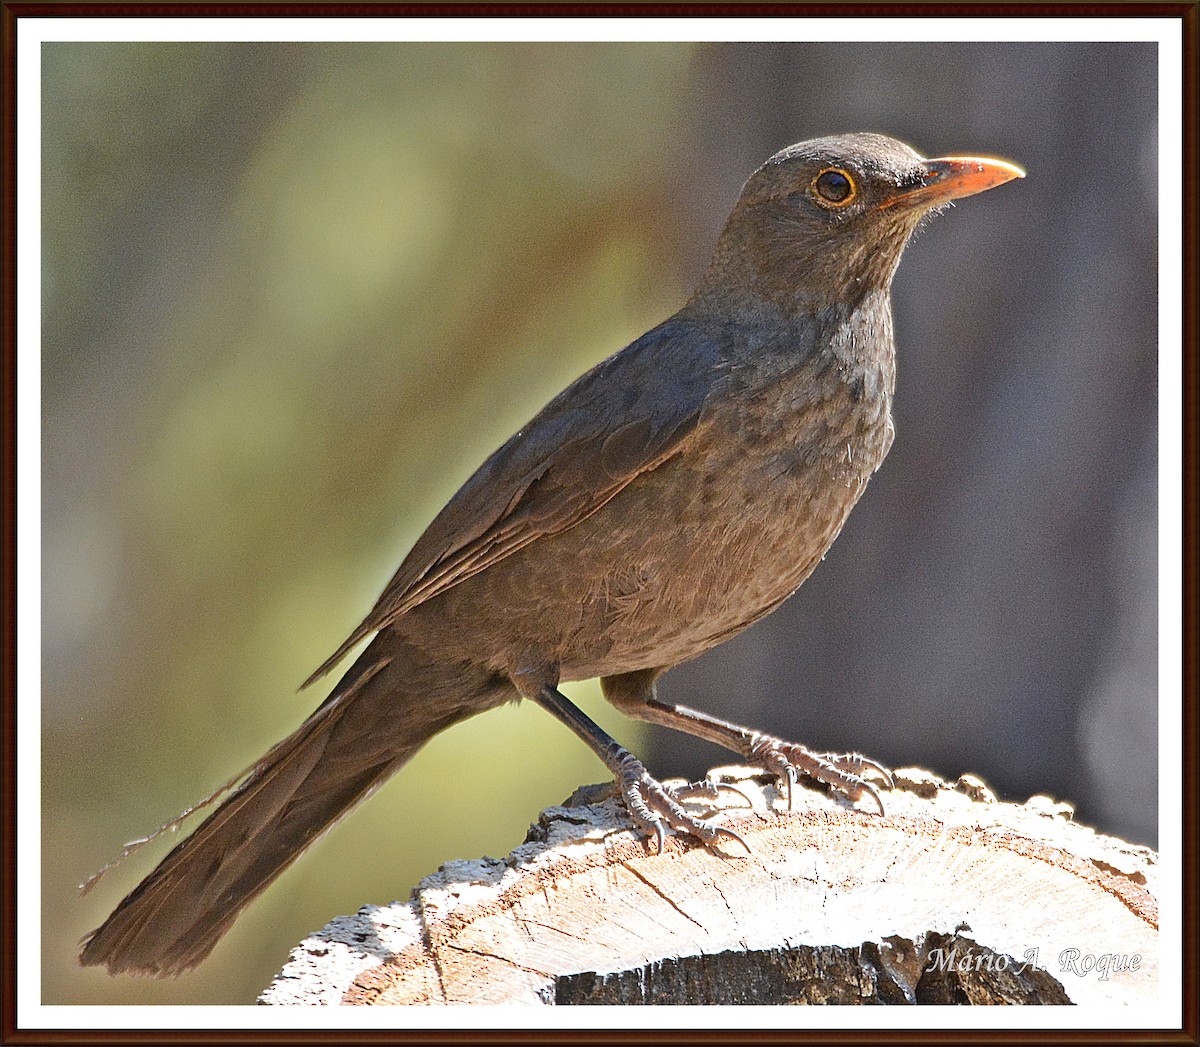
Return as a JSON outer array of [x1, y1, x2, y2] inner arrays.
[[79, 133, 1023, 976]]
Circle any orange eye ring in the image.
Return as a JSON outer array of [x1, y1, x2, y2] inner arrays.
[[812, 167, 857, 207]]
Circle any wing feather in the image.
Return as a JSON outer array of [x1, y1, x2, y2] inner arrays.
[[303, 316, 722, 687]]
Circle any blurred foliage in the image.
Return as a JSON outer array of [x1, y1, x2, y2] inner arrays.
[[44, 41, 696, 1005], [42, 40, 1158, 1008]]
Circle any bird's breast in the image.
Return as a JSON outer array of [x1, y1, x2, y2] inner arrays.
[[428, 330, 898, 683], [551, 353, 895, 678]]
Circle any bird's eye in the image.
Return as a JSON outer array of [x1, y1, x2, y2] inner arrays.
[[813, 168, 856, 206]]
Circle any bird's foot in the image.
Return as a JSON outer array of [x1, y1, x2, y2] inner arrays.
[[746, 735, 893, 815], [615, 752, 750, 856]]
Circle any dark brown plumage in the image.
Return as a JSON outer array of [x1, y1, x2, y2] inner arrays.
[[80, 133, 1023, 976]]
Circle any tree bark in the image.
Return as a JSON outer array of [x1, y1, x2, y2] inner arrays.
[[259, 767, 1157, 1006]]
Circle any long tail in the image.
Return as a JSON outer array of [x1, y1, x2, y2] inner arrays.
[[79, 636, 496, 977]]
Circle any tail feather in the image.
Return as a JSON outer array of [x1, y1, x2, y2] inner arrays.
[[78, 642, 480, 977]]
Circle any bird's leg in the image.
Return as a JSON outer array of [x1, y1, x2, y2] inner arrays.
[[602, 669, 893, 815], [521, 677, 749, 855]]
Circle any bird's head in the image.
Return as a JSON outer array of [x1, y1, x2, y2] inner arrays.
[[694, 132, 1024, 316]]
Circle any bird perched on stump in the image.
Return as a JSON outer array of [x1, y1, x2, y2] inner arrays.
[[80, 133, 1024, 977]]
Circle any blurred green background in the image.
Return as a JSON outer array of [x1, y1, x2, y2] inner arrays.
[[42, 41, 1159, 1005]]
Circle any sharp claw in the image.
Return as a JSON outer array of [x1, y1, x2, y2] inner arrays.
[[785, 765, 798, 810], [654, 820, 667, 856], [712, 824, 752, 855], [668, 778, 721, 806], [714, 782, 756, 808], [852, 754, 894, 787], [872, 763, 896, 789], [861, 780, 888, 817]]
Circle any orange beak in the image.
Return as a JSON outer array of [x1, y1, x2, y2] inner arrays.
[[884, 155, 1025, 210]]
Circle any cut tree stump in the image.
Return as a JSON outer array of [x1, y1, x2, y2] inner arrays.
[[259, 766, 1157, 1006]]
